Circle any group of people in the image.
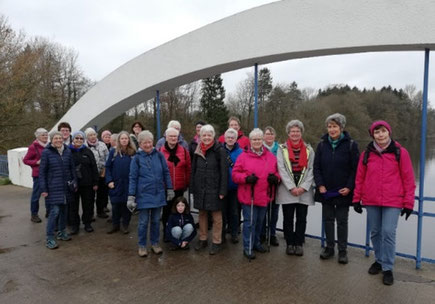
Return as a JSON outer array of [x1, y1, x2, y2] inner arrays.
[[23, 114, 416, 286]]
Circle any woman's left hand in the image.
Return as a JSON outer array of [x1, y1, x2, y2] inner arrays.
[[219, 195, 224, 199], [93, 185, 98, 191], [339, 187, 350, 196]]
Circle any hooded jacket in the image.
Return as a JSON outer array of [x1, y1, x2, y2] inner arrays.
[[23, 140, 46, 177], [232, 148, 280, 207], [353, 141, 416, 210], [128, 148, 172, 209], [159, 143, 191, 191]]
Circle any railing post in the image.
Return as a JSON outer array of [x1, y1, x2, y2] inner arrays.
[[156, 90, 161, 139], [254, 63, 258, 128], [417, 48, 430, 269]]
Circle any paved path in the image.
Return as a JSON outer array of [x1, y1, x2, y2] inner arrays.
[[1, 185, 435, 304]]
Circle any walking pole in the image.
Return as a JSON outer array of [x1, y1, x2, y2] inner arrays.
[[266, 184, 274, 252], [249, 181, 255, 262]]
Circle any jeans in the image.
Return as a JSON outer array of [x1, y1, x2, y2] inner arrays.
[[222, 190, 240, 237], [171, 224, 194, 241], [261, 200, 280, 237], [70, 186, 94, 227], [162, 190, 185, 232], [46, 204, 67, 239], [30, 177, 48, 215], [366, 206, 401, 271], [282, 203, 308, 246], [242, 204, 267, 251], [111, 202, 131, 228], [138, 207, 162, 247], [322, 199, 349, 251]]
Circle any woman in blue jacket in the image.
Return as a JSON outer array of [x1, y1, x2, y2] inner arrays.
[[313, 113, 359, 264], [128, 131, 173, 257], [222, 128, 243, 244], [106, 131, 136, 234], [39, 131, 77, 249]]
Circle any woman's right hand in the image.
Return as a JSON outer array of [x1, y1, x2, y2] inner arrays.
[[319, 186, 327, 193], [108, 182, 115, 189], [42, 192, 48, 197]]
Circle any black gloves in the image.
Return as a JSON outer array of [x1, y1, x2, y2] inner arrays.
[[245, 174, 259, 185], [267, 173, 279, 185], [400, 208, 413, 220], [353, 202, 363, 214]]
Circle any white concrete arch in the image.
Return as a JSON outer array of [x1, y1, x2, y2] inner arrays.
[[55, 0, 435, 131]]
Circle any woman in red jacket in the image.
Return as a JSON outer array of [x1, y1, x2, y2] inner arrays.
[[352, 120, 416, 286], [23, 128, 49, 223], [232, 128, 280, 259], [159, 127, 191, 238]]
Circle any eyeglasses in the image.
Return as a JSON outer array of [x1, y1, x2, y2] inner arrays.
[[75, 137, 84, 140]]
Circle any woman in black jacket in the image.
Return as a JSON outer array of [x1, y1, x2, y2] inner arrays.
[[69, 131, 99, 234], [313, 113, 359, 264], [190, 124, 228, 255]]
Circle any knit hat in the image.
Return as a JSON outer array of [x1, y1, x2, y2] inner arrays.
[[369, 120, 392, 137], [72, 131, 86, 140], [101, 130, 112, 138]]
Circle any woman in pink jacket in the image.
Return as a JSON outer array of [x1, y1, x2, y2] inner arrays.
[[232, 128, 280, 260], [23, 128, 49, 223], [352, 120, 415, 286]]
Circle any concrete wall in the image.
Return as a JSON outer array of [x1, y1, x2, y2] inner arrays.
[[7, 148, 33, 188]]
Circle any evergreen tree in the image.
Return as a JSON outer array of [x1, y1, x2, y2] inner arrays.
[[258, 67, 273, 104], [199, 74, 228, 134]]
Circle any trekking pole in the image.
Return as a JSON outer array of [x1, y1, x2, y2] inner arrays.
[[249, 180, 255, 262], [266, 184, 273, 252]]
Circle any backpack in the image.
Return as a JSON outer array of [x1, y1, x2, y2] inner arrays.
[[362, 143, 401, 166]]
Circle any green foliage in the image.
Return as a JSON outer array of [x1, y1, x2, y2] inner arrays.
[[199, 74, 228, 134]]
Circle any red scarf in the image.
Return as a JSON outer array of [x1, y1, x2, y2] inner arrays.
[[287, 139, 308, 169], [200, 141, 214, 155]]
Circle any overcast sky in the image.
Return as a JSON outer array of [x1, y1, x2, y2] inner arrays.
[[1, 0, 433, 102]]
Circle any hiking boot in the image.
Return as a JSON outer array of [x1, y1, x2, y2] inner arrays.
[[97, 212, 109, 219], [194, 240, 208, 251], [231, 235, 239, 244], [31, 215, 42, 223], [368, 262, 382, 275], [320, 247, 335, 259], [338, 250, 348, 264], [243, 249, 256, 260], [46, 239, 58, 250], [294, 245, 304, 256], [121, 225, 129, 234], [107, 226, 120, 234], [254, 244, 267, 253], [84, 225, 94, 233], [151, 245, 163, 254], [270, 235, 279, 247], [56, 230, 72, 241], [382, 270, 394, 286], [138, 246, 148, 257], [209, 243, 221, 255], [69, 226, 79, 235], [286, 245, 295, 255]]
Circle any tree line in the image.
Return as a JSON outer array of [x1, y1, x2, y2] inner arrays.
[[2, 15, 434, 154]]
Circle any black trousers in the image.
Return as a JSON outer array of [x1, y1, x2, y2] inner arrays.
[[322, 199, 349, 251], [70, 186, 94, 227], [282, 203, 308, 246], [111, 202, 131, 228], [222, 189, 240, 237], [95, 177, 108, 214]]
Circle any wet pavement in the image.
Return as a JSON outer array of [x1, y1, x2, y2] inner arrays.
[[1, 184, 435, 304]]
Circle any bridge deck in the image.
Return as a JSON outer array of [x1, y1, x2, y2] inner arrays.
[[1, 185, 435, 304]]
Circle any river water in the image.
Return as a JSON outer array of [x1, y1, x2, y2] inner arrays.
[[301, 139, 435, 261]]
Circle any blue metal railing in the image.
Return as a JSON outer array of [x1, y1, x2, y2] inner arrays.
[[0, 155, 8, 177]]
